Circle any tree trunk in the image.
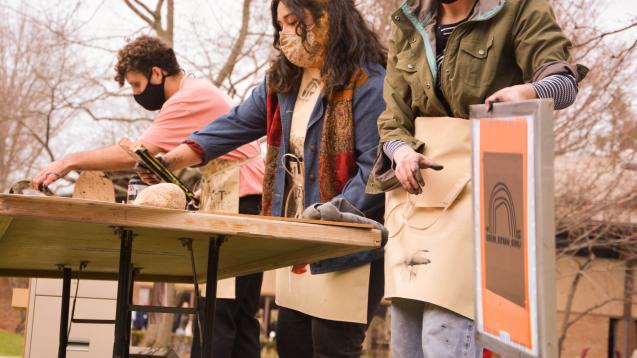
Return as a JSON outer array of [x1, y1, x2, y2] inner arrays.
[[622, 259, 636, 358], [558, 257, 593, 356], [140, 282, 176, 348], [213, 0, 252, 87], [123, 0, 174, 46], [155, 283, 176, 348]]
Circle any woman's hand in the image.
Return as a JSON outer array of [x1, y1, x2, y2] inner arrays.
[[393, 145, 443, 195], [484, 84, 537, 110]]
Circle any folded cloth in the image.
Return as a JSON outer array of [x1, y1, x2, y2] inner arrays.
[[290, 198, 388, 274], [303, 197, 389, 247]]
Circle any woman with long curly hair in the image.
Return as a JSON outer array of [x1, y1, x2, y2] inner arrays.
[[137, 0, 388, 356]]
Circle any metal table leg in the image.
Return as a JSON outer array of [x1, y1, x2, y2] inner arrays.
[[124, 268, 137, 354], [113, 229, 134, 358], [202, 236, 224, 357], [58, 267, 71, 358], [181, 238, 203, 358], [191, 314, 202, 358]]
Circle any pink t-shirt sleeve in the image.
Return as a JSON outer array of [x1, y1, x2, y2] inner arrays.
[[139, 102, 192, 153], [139, 78, 233, 153], [137, 78, 264, 197]]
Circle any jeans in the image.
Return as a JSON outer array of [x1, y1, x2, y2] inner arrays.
[[391, 298, 479, 358], [275, 258, 384, 358]]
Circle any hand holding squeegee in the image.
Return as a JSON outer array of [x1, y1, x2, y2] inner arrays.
[[119, 139, 200, 208]]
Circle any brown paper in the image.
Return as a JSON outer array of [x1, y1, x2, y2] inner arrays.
[[199, 160, 241, 214], [198, 156, 260, 298], [199, 159, 242, 298], [384, 117, 475, 319], [483, 152, 525, 307], [275, 263, 371, 324]]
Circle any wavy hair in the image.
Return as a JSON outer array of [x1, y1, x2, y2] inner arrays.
[[114, 35, 181, 87], [267, 0, 386, 96]]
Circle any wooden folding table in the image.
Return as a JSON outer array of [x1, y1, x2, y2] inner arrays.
[[0, 194, 382, 358]]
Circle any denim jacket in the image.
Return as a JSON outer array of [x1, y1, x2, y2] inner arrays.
[[187, 64, 386, 274]]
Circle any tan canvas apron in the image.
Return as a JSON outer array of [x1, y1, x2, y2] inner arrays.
[[384, 117, 475, 319], [198, 156, 260, 299], [275, 154, 371, 324]]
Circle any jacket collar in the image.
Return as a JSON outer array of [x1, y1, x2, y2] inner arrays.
[[405, 0, 505, 23]]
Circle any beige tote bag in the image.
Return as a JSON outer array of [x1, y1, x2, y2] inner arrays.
[[198, 156, 259, 299]]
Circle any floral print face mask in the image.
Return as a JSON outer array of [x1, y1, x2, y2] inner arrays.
[[279, 13, 329, 69]]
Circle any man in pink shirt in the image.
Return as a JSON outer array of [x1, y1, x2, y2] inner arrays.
[[32, 35, 265, 358]]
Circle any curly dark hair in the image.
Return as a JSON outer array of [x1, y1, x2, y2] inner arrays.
[[268, 0, 387, 96], [114, 35, 181, 87]]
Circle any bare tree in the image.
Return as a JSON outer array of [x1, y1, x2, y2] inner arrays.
[[213, 0, 253, 87], [358, 0, 402, 45], [123, 0, 174, 45], [122, 1, 271, 100], [179, 1, 272, 101], [547, 0, 637, 356], [0, 3, 92, 191], [0, 1, 97, 333]]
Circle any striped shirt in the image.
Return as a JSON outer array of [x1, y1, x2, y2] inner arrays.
[[383, 17, 579, 160], [435, 22, 456, 74], [532, 73, 578, 110]]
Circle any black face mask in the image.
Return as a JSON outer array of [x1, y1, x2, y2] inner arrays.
[[134, 72, 166, 111]]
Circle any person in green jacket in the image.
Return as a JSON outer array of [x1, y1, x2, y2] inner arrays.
[[366, 0, 586, 357]]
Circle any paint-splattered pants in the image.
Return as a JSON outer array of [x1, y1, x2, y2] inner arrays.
[[391, 298, 480, 358]]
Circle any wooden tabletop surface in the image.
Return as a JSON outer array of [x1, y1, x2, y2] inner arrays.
[[0, 194, 381, 283]]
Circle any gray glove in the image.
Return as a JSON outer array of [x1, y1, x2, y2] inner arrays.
[[302, 197, 388, 247]]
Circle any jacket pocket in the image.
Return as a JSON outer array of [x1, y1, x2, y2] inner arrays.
[[395, 52, 427, 105], [459, 36, 494, 87], [396, 57, 419, 73]]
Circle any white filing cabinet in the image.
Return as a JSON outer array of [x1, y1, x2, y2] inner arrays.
[[24, 278, 117, 358]]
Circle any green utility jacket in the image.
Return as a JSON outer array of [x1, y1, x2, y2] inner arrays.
[[366, 0, 587, 193]]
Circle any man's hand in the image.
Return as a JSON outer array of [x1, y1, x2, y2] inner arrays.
[[32, 159, 71, 189], [393, 145, 443, 195], [134, 162, 162, 185], [135, 143, 204, 186], [484, 84, 537, 111]]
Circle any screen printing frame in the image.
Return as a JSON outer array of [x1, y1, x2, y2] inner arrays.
[[470, 100, 557, 358]]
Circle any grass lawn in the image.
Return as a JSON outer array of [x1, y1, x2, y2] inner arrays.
[[0, 330, 24, 356]]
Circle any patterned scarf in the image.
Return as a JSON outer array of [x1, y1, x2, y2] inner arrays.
[[262, 70, 369, 215]]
